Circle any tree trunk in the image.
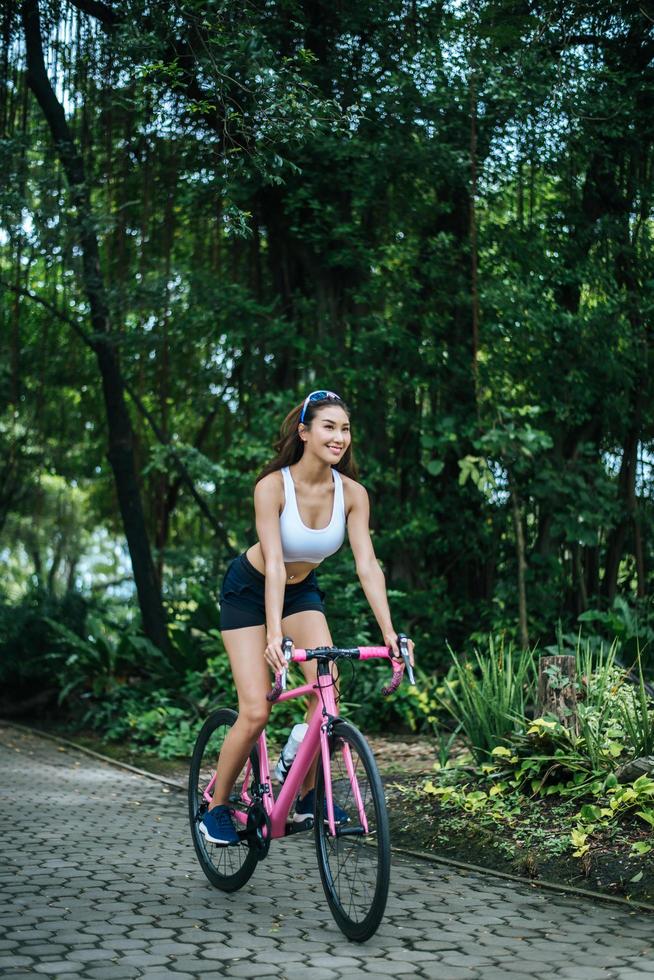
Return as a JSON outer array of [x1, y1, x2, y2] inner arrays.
[[573, 542, 588, 615], [602, 398, 641, 602], [468, 32, 479, 399], [510, 486, 529, 650], [22, 0, 169, 653]]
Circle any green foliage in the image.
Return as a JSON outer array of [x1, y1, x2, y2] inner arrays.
[[438, 637, 536, 762], [570, 775, 654, 860], [578, 599, 654, 667], [617, 651, 654, 758], [0, 587, 89, 696], [45, 614, 173, 703]]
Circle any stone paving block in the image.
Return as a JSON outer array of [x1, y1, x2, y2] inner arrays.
[[386, 949, 441, 963], [32, 963, 85, 974], [481, 972, 543, 980], [266, 940, 331, 953], [307, 973, 371, 980], [503, 960, 567, 975], [108, 915, 151, 926], [84, 968, 141, 979], [508, 944, 575, 964], [49, 932, 99, 946], [20, 945, 68, 957], [251, 949, 306, 965], [97, 940, 149, 951], [419, 967, 480, 980], [116, 953, 171, 967], [439, 952, 496, 968], [0, 956, 36, 969], [3, 929, 55, 942], [556, 969, 622, 980], [280, 969, 339, 980], [362, 961, 417, 975], [307, 956, 365, 969], [412, 940, 465, 952], [152, 957, 206, 974], [152, 917, 201, 930], [79, 923, 129, 937], [623, 965, 654, 977], [64, 949, 119, 963], [199, 946, 254, 960], [0, 916, 41, 928], [174, 929, 222, 944], [225, 934, 276, 950], [126, 927, 177, 939], [132, 974, 197, 980], [228, 964, 281, 978]]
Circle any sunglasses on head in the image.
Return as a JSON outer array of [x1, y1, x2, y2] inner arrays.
[[299, 390, 341, 424]]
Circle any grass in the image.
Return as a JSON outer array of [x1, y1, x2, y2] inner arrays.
[[439, 635, 536, 762]]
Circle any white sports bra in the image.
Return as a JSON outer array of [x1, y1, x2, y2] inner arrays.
[[279, 466, 346, 565]]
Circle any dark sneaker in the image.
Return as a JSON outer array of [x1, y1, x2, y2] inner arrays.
[[293, 788, 349, 826], [199, 805, 239, 845]]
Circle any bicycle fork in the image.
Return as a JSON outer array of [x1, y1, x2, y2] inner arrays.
[[317, 661, 369, 838]]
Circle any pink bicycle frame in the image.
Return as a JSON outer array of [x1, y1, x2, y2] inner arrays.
[[205, 646, 404, 840]]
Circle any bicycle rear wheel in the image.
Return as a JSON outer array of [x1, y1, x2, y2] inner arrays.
[[188, 708, 260, 892], [314, 719, 390, 942]]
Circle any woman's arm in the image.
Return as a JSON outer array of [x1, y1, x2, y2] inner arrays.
[[254, 475, 289, 673], [346, 482, 414, 661]]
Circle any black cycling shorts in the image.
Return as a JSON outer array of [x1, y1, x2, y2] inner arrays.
[[219, 553, 326, 631]]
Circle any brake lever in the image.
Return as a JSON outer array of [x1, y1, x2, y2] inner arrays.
[[280, 635, 293, 691], [398, 632, 415, 686], [266, 636, 294, 703]]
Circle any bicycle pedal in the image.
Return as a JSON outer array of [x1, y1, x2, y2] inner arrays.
[[285, 817, 314, 835]]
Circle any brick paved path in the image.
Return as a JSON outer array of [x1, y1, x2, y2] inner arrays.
[[1, 724, 653, 980]]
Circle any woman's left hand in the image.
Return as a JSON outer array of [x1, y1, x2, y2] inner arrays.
[[384, 631, 415, 667]]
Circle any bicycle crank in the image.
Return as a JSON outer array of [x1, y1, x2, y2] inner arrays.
[[245, 801, 271, 860]]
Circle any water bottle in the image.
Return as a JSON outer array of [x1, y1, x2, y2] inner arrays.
[[274, 723, 308, 784]]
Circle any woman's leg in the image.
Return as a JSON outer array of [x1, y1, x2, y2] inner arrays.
[[280, 609, 334, 797], [211, 623, 270, 808]]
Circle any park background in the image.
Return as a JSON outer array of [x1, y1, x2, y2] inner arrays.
[[1, 0, 653, 814]]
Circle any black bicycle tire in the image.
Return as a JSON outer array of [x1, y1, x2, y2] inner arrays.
[[314, 719, 391, 942], [188, 707, 259, 892]]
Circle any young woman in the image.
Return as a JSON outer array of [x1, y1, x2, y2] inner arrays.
[[200, 389, 415, 844]]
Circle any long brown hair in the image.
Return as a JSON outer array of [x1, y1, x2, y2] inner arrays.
[[255, 395, 359, 484]]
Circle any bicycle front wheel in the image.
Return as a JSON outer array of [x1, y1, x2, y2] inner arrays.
[[188, 708, 259, 892], [314, 719, 391, 942]]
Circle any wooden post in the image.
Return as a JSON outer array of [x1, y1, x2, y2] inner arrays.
[[537, 656, 579, 733]]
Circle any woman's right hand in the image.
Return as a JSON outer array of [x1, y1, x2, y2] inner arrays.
[[264, 633, 290, 674]]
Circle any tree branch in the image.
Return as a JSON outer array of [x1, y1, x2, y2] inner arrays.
[[65, 0, 246, 147], [66, 0, 118, 26]]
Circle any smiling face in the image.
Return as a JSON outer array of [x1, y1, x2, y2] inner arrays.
[[299, 406, 352, 464]]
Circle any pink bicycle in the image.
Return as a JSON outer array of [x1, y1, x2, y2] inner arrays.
[[188, 634, 414, 942]]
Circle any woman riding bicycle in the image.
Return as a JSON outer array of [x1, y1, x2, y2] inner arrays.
[[201, 389, 415, 845]]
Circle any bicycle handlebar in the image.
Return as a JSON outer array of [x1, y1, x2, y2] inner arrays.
[[266, 633, 415, 703]]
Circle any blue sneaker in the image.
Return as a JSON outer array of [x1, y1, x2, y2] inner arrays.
[[199, 805, 239, 845], [293, 788, 349, 827]]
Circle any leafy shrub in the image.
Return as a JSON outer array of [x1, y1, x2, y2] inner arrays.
[[0, 587, 88, 699], [617, 650, 654, 758], [578, 597, 654, 669]]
